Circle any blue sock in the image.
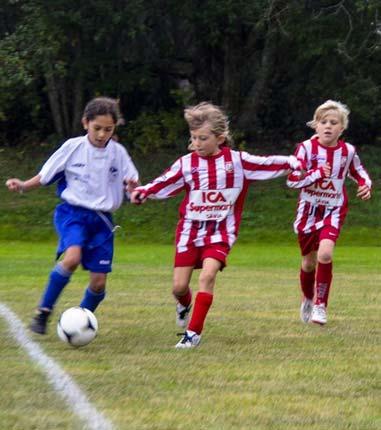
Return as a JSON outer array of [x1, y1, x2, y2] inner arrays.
[[39, 264, 72, 310], [80, 287, 106, 312]]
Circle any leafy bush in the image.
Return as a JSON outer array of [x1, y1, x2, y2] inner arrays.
[[120, 108, 188, 156]]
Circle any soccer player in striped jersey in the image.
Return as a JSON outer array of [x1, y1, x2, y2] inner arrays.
[[6, 97, 139, 334], [287, 100, 372, 325], [131, 102, 302, 348]]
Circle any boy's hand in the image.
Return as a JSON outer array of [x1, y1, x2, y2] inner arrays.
[[130, 190, 147, 205], [125, 179, 140, 194], [321, 163, 331, 178], [357, 184, 371, 200], [289, 156, 304, 170], [5, 178, 24, 193]]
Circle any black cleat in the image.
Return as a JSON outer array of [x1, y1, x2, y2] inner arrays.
[[30, 308, 51, 334]]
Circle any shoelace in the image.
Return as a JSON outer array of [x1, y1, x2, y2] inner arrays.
[[176, 332, 190, 343]]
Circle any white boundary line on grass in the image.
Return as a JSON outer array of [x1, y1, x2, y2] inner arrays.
[[0, 303, 114, 430]]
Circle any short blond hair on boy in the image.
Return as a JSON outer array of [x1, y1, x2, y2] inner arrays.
[[184, 102, 233, 150], [307, 100, 350, 130]]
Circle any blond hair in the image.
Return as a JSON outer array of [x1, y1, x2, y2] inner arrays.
[[307, 100, 350, 130], [184, 102, 233, 150]]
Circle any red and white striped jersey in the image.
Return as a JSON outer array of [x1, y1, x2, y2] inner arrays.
[[138, 146, 299, 252], [287, 137, 372, 234]]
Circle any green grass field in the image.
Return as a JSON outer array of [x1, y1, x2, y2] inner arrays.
[[1, 241, 380, 430]]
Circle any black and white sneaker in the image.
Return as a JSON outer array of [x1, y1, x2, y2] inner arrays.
[[176, 303, 192, 328], [30, 308, 51, 334], [175, 330, 201, 349]]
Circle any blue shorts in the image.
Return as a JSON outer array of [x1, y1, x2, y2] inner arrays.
[[54, 202, 114, 273]]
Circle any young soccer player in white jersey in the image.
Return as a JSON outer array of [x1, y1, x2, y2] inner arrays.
[[6, 97, 139, 334], [287, 100, 372, 325], [131, 102, 302, 348]]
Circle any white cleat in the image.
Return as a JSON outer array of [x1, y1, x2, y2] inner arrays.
[[300, 298, 313, 323], [311, 303, 327, 325], [176, 303, 192, 328], [175, 330, 201, 349]]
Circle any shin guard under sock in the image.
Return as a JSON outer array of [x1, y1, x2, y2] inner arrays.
[[315, 262, 333, 306], [39, 264, 72, 310], [300, 268, 315, 300], [188, 291, 213, 335], [80, 287, 106, 312]]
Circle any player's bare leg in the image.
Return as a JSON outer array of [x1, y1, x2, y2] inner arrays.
[[61, 246, 82, 272], [173, 266, 193, 328]]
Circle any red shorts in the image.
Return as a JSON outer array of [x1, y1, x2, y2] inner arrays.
[[174, 242, 230, 270], [298, 225, 340, 256]]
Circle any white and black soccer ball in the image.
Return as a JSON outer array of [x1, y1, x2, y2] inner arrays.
[[57, 307, 98, 347]]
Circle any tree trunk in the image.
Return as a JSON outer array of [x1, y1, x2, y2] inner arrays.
[[71, 36, 84, 135], [222, 32, 242, 118], [60, 79, 70, 136], [236, 26, 277, 134], [45, 72, 65, 137], [71, 74, 84, 135]]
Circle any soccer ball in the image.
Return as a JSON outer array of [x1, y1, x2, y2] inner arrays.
[[57, 307, 98, 347]]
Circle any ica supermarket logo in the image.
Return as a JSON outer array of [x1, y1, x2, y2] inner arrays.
[[201, 191, 227, 203], [313, 179, 337, 191]]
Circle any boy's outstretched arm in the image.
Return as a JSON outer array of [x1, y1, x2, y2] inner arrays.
[[287, 163, 331, 189], [5, 174, 42, 193]]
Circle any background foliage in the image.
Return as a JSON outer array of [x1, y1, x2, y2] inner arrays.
[[0, 0, 379, 244], [1, 0, 380, 151]]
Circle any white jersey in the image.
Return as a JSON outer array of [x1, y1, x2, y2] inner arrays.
[[39, 135, 139, 212], [137, 146, 298, 251], [287, 137, 371, 234]]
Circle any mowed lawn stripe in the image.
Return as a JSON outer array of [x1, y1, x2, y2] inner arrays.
[[0, 303, 114, 430]]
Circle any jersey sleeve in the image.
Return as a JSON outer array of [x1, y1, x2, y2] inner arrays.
[[38, 140, 77, 185], [121, 148, 139, 182], [286, 142, 323, 189], [241, 151, 300, 181], [348, 150, 372, 188], [287, 167, 325, 189], [137, 158, 185, 200]]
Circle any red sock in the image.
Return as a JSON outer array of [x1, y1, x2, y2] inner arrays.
[[300, 269, 315, 300], [174, 289, 192, 307], [315, 262, 333, 306], [188, 292, 213, 335]]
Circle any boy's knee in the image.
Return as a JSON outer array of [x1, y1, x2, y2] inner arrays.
[[172, 281, 188, 297], [62, 258, 80, 272], [90, 276, 106, 293], [318, 251, 332, 264], [89, 284, 106, 294], [302, 263, 316, 272], [302, 256, 316, 272], [198, 272, 216, 291], [199, 272, 213, 284]]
